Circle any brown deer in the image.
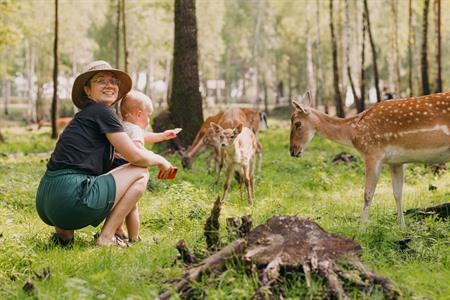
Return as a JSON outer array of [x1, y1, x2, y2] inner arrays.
[[181, 112, 224, 171], [211, 122, 258, 205], [38, 117, 73, 130], [290, 91, 450, 227], [182, 108, 267, 182]]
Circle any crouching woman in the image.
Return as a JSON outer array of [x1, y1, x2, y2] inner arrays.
[[36, 60, 175, 246]]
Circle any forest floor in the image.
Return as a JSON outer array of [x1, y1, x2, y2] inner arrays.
[[0, 119, 449, 299]]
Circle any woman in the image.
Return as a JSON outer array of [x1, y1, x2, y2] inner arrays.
[[36, 60, 175, 246]]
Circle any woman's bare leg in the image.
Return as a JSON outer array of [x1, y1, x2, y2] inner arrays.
[[55, 227, 74, 240], [96, 164, 149, 245]]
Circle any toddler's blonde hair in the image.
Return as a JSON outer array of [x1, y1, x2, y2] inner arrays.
[[120, 90, 154, 118]]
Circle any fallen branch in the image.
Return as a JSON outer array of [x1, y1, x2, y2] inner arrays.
[[159, 239, 247, 300]]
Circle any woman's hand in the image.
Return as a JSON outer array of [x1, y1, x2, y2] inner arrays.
[[157, 162, 177, 180]]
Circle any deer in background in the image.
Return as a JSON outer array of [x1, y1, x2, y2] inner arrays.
[[181, 112, 224, 171], [182, 108, 267, 183], [37, 117, 73, 130], [290, 91, 450, 227], [211, 122, 258, 205]]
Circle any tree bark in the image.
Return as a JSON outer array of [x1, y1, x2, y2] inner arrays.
[[420, 0, 430, 95], [121, 0, 129, 73], [434, 0, 442, 93], [407, 0, 413, 96], [329, 0, 344, 117], [51, 0, 59, 139], [363, 0, 381, 102], [115, 0, 120, 69], [4, 80, 10, 116], [169, 0, 203, 147], [359, 5, 366, 112], [306, 0, 316, 108], [391, 0, 401, 97], [315, 0, 327, 113], [345, 0, 359, 111]]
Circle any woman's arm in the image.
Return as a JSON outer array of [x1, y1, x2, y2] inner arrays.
[[107, 132, 171, 169]]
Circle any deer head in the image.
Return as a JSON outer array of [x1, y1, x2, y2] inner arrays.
[[290, 91, 316, 157], [210, 122, 243, 149]]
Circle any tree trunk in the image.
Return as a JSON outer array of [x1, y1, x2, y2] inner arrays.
[[306, 0, 316, 108], [51, 0, 59, 139], [345, 0, 359, 111], [164, 56, 172, 107], [4, 80, 10, 116], [363, 0, 381, 102], [359, 5, 366, 112], [407, 0, 413, 96], [169, 0, 203, 147], [121, 0, 129, 73], [391, 0, 401, 97], [115, 0, 120, 69], [329, 0, 344, 117], [288, 56, 292, 106], [434, 0, 442, 93], [420, 0, 430, 95], [315, 0, 326, 112]]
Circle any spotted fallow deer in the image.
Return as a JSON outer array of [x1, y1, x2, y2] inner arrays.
[[211, 122, 257, 205], [290, 91, 450, 227]]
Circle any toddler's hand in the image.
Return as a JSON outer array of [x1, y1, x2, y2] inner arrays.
[[163, 128, 182, 140]]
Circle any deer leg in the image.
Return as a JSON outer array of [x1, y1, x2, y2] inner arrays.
[[243, 164, 254, 205], [362, 158, 382, 223], [390, 164, 406, 228], [205, 150, 214, 173], [256, 141, 263, 174], [214, 150, 223, 185], [222, 163, 234, 201]]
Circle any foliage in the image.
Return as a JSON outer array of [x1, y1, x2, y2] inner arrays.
[[0, 121, 449, 298]]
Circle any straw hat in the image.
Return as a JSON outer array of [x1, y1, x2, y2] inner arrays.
[[71, 60, 132, 109]]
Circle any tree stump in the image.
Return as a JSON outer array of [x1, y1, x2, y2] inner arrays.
[[163, 215, 400, 300]]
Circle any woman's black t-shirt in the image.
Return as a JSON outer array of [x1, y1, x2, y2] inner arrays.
[[47, 102, 124, 175]]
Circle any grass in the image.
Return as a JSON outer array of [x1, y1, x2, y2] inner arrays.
[[0, 120, 449, 299]]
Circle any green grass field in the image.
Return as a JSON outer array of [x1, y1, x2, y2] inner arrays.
[[0, 120, 449, 299]]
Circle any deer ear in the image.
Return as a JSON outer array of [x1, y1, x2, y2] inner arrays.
[[302, 90, 313, 106], [210, 122, 221, 133], [293, 100, 310, 115], [234, 123, 243, 135]]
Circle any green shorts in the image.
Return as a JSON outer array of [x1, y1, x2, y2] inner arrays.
[[36, 169, 116, 230]]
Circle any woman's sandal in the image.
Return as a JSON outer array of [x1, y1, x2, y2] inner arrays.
[[50, 233, 74, 247], [96, 235, 130, 248]]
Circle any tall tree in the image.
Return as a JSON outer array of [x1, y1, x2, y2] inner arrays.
[[329, 0, 344, 117], [306, 0, 316, 107], [420, 0, 430, 95], [345, 0, 358, 110], [359, 5, 367, 112], [391, 0, 401, 97], [315, 0, 327, 113], [434, 0, 442, 93], [115, 0, 120, 69], [121, 0, 129, 72], [363, 0, 381, 102], [51, 0, 59, 139], [407, 0, 413, 96], [169, 0, 203, 146]]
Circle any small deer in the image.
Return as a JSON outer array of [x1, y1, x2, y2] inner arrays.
[[183, 108, 266, 183], [181, 112, 224, 171], [211, 122, 258, 205], [290, 91, 450, 227], [38, 117, 73, 130]]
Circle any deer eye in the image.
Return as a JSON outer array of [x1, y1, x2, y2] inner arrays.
[[294, 121, 302, 130]]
